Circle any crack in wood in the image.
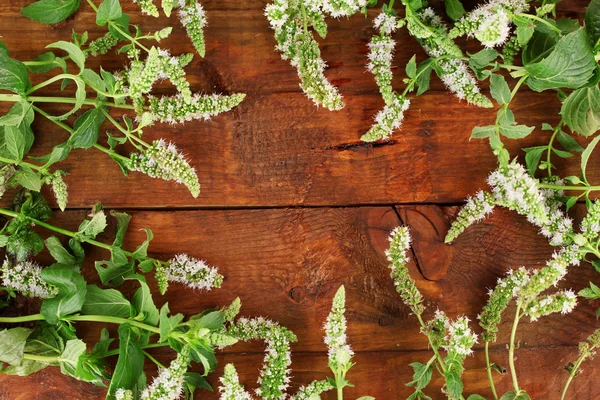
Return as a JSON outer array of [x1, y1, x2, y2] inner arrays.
[[392, 205, 435, 282], [322, 140, 397, 151]]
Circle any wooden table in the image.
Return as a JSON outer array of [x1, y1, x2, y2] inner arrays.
[[0, 0, 597, 399]]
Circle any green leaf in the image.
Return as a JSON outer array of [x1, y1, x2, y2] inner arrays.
[[111, 211, 131, 248], [108, 13, 131, 41], [45, 236, 77, 265], [579, 282, 600, 299], [468, 48, 500, 69], [586, 0, 600, 50], [471, 125, 495, 139], [415, 60, 433, 96], [490, 74, 511, 105], [132, 280, 160, 326], [0, 327, 32, 365], [444, 0, 465, 20], [552, 148, 573, 158], [499, 124, 535, 139], [6, 227, 44, 261], [556, 130, 585, 152], [0, 101, 34, 127], [96, 0, 122, 26], [59, 339, 86, 378], [107, 324, 145, 397], [81, 69, 107, 93], [46, 41, 85, 73], [26, 51, 67, 74], [132, 228, 153, 259], [513, 15, 535, 45], [70, 107, 105, 149], [525, 29, 596, 91], [0, 47, 31, 94], [560, 85, 600, 137], [523, 146, 546, 176], [82, 285, 131, 318], [21, 0, 80, 24], [406, 55, 417, 79], [467, 396, 487, 400], [4, 125, 26, 161], [14, 168, 43, 191], [581, 134, 600, 183], [77, 207, 107, 239], [444, 371, 463, 400], [407, 361, 433, 390], [159, 303, 184, 342], [95, 259, 135, 287], [522, 31, 557, 65], [40, 264, 87, 324]]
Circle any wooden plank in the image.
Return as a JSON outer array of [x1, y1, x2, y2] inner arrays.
[[2, 206, 598, 354], [1, 91, 596, 208], [0, 347, 596, 399]]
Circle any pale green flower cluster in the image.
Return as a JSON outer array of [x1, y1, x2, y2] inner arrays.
[[157, 253, 223, 294], [218, 364, 253, 400], [128, 139, 200, 198], [517, 252, 572, 300], [45, 171, 68, 212], [445, 190, 495, 243], [362, 95, 410, 142], [114, 389, 134, 400], [578, 329, 600, 362], [148, 93, 246, 124], [133, 0, 160, 17], [367, 31, 396, 104], [291, 380, 335, 400], [410, 8, 492, 108], [157, 50, 193, 101], [127, 48, 162, 111], [228, 317, 297, 400], [522, 290, 577, 321], [324, 285, 353, 372], [141, 346, 192, 400], [580, 200, 600, 242], [88, 33, 118, 57], [1, 258, 58, 299], [319, 0, 366, 18], [179, 2, 208, 57], [450, 0, 528, 47], [479, 267, 530, 342], [445, 316, 478, 358], [385, 226, 425, 316], [423, 309, 449, 349]]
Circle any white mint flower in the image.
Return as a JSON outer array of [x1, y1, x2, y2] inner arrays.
[[179, 2, 208, 57], [291, 380, 335, 399], [362, 95, 410, 142], [148, 93, 245, 124], [438, 58, 492, 107], [474, 9, 511, 47], [367, 33, 396, 104], [374, 12, 399, 35], [1, 258, 58, 299], [114, 389, 133, 400], [128, 139, 200, 198], [523, 290, 577, 321], [445, 316, 478, 357], [580, 200, 600, 242], [321, 0, 366, 18], [228, 317, 297, 399], [324, 285, 353, 371], [133, 0, 160, 17], [156, 253, 223, 294], [141, 346, 192, 400], [219, 364, 253, 400], [445, 190, 495, 243], [518, 251, 575, 300]]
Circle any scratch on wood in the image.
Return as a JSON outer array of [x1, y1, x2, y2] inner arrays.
[[322, 140, 397, 151]]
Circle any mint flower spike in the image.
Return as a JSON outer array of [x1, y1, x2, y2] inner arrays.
[[444, 316, 478, 376], [141, 346, 192, 400], [156, 253, 223, 295], [133, 0, 160, 17], [580, 200, 600, 243], [291, 380, 335, 400], [157, 50, 193, 101], [445, 190, 495, 243], [522, 289, 578, 321], [295, 35, 344, 111], [324, 285, 353, 373], [478, 267, 530, 342], [219, 364, 253, 400], [449, 0, 528, 47], [517, 250, 578, 301], [408, 8, 492, 109], [179, 1, 208, 57], [385, 226, 425, 316], [228, 317, 297, 399], [88, 33, 118, 57], [361, 95, 410, 142], [148, 93, 246, 124], [127, 139, 201, 198], [46, 171, 69, 212], [114, 389, 134, 400], [1, 258, 58, 299], [127, 47, 162, 111], [321, 0, 366, 18]]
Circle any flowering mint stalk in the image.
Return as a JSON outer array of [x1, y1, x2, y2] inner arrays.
[[522, 290, 577, 321], [133, 0, 160, 17], [228, 317, 297, 399], [141, 346, 192, 400], [219, 364, 253, 400], [449, 0, 529, 47], [1, 258, 58, 299], [561, 329, 600, 400], [179, 1, 208, 57], [443, 316, 478, 399], [291, 380, 335, 400], [148, 93, 246, 124], [155, 253, 223, 295], [445, 191, 495, 243]]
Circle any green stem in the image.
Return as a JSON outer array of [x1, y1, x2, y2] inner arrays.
[[100, 108, 149, 149], [416, 313, 447, 373], [26, 74, 75, 95], [0, 93, 136, 110], [546, 122, 563, 178], [337, 384, 343, 400], [22, 353, 60, 363], [0, 156, 45, 173], [104, 342, 168, 358], [515, 13, 562, 34], [485, 340, 499, 400], [508, 304, 522, 393], [143, 350, 166, 368], [561, 355, 585, 400], [538, 183, 600, 192], [300, 0, 308, 34], [0, 313, 161, 333]]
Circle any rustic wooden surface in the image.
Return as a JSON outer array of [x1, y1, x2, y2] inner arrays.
[[0, 0, 598, 399]]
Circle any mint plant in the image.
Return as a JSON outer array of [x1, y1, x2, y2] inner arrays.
[[0, 0, 244, 208]]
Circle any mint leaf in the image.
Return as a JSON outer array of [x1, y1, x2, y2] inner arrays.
[[560, 85, 600, 137], [444, 0, 465, 21], [523, 146, 546, 176], [406, 55, 417, 79], [407, 361, 433, 390], [45, 236, 77, 265], [0, 328, 32, 365], [107, 324, 145, 397], [77, 207, 107, 239], [59, 339, 86, 378], [82, 285, 132, 318], [586, 0, 600, 50], [132, 280, 160, 326], [490, 74, 511, 105], [513, 15, 535, 45], [471, 125, 495, 139], [70, 107, 105, 149], [111, 211, 131, 248], [4, 125, 26, 161], [21, 0, 80, 24], [556, 130, 584, 152], [579, 282, 600, 299], [444, 371, 463, 399], [499, 124, 535, 139], [0, 47, 31, 94], [96, 0, 122, 26], [522, 31, 557, 65], [14, 168, 43, 191], [0, 101, 34, 127], [40, 264, 87, 324], [46, 41, 85, 73], [26, 51, 67, 74], [159, 303, 185, 342], [525, 29, 596, 91], [581, 135, 600, 183], [469, 48, 499, 69]]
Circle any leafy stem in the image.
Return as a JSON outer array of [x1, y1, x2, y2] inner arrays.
[[545, 121, 563, 177], [0, 156, 46, 173], [514, 13, 562, 34], [26, 74, 77, 96], [484, 340, 499, 400], [508, 303, 522, 393], [0, 93, 136, 110], [560, 352, 585, 400], [99, 108, 149, 150]]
